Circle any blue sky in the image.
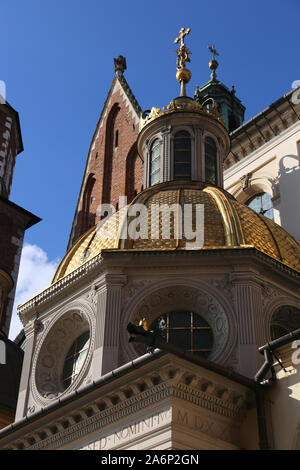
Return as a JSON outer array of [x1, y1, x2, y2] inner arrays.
[[2, 0, 300, 336]]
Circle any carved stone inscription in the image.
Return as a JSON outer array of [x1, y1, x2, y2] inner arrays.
[[81, 409, 172, 450], [175, 408, 237, 445], [80, 404, 238, 449]]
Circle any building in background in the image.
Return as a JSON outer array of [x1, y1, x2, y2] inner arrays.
[[0, 98, 40, 429], [0, 31, 300, 449]]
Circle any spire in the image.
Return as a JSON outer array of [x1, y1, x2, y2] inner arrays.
[[174, 27, 192, 96], [114, 55, 127, 77], [208, 45, 219, 81]]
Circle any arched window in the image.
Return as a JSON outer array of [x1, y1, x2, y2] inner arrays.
[[125, 143, 143, 202], [205, 136, 218, 184], [151, 310, 213, 358], [246, 192, 274, 220], [62, 331, 90, 389], [173, 131, 191, 180], [102, 104, 120, 204], [203, 98, 214, 110], [81, 174, 96, 233], [270, 306, 300, 340], [150, 139, 161, 186]]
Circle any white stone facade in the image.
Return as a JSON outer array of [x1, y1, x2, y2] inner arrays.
[[224, 89, 300, 242]]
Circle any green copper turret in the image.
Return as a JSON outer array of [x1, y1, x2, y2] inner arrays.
[[194, 45, 245, 133]]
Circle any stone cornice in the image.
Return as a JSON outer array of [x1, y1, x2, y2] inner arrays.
[[30, 383, 170, 450], [17, 247, 300, 321], [225, 121, 300, 179], [0, 353, 255, 450], [226, 91, 300, 169], [17, 253, 104, 319]]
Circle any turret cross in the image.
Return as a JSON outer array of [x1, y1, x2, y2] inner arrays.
[[208, 45, 219, 60], [174, 27, 191, 47]]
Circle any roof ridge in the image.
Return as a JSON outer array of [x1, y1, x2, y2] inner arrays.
[[117, 73, 142, 116]]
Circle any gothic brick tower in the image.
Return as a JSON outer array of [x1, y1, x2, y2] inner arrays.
[[68, 56, 144, 249]]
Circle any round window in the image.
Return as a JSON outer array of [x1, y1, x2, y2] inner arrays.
[[34, 311, 92, 401], [151, 310, 213, 358], [62, 331, 90, 389]]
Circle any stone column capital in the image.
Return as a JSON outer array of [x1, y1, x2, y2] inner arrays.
[[161, 125, 172, 135], [230, 271, 263, 288], [24, 317, 42, 338], [105, 273, 127, 287]]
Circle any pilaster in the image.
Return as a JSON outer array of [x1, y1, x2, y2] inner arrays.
[[232, 271, 264, 378], [193, 126, 203, 181], [161, 126, 171, 182], [91, 273, 127, 379], [15, 318, 41, 420]]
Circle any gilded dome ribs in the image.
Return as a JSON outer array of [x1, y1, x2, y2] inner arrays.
[[52, 181, 300, 283]]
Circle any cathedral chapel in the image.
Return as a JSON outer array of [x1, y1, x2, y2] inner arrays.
[[1, 29, 300, 450]]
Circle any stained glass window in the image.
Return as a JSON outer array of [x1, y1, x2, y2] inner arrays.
[[173, 131, 191, 180], [62, 331, 90, 389], [152, 311, 213, 358], [246, 193, 274, 220], [150, 139, 161, 186]]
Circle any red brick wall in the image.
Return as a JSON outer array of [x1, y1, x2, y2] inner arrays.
[[134, 153, 144, 195], [71, 85, 144, 245]]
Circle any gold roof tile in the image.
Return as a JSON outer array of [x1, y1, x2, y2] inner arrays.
[[52, 182, 300, 282]]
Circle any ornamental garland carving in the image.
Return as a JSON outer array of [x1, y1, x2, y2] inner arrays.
[[122, 280, 154, 307], [86, 285, 98, 305], [210, 279, 234, 303], [261, 282, 287, 307]]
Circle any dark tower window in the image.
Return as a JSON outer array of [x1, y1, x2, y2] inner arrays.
[[203, 98, 214, 110], [150, 139, 161, 186], [205, 137, 218, 184], [246, 193, 274, 220], [115, 130, 119, 148], [102, 103, 120, 204], [151, 310, 213, 358], [228, 112, 240, 133], [82, 174, 96, 232], [173, 131, 191, 180]]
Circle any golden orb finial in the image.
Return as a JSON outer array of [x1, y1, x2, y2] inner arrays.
[[174, 27, 192, 96], [208, 45, 219, 81]]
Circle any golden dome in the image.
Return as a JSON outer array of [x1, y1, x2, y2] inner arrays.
[[53, 181, 300, 283]]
